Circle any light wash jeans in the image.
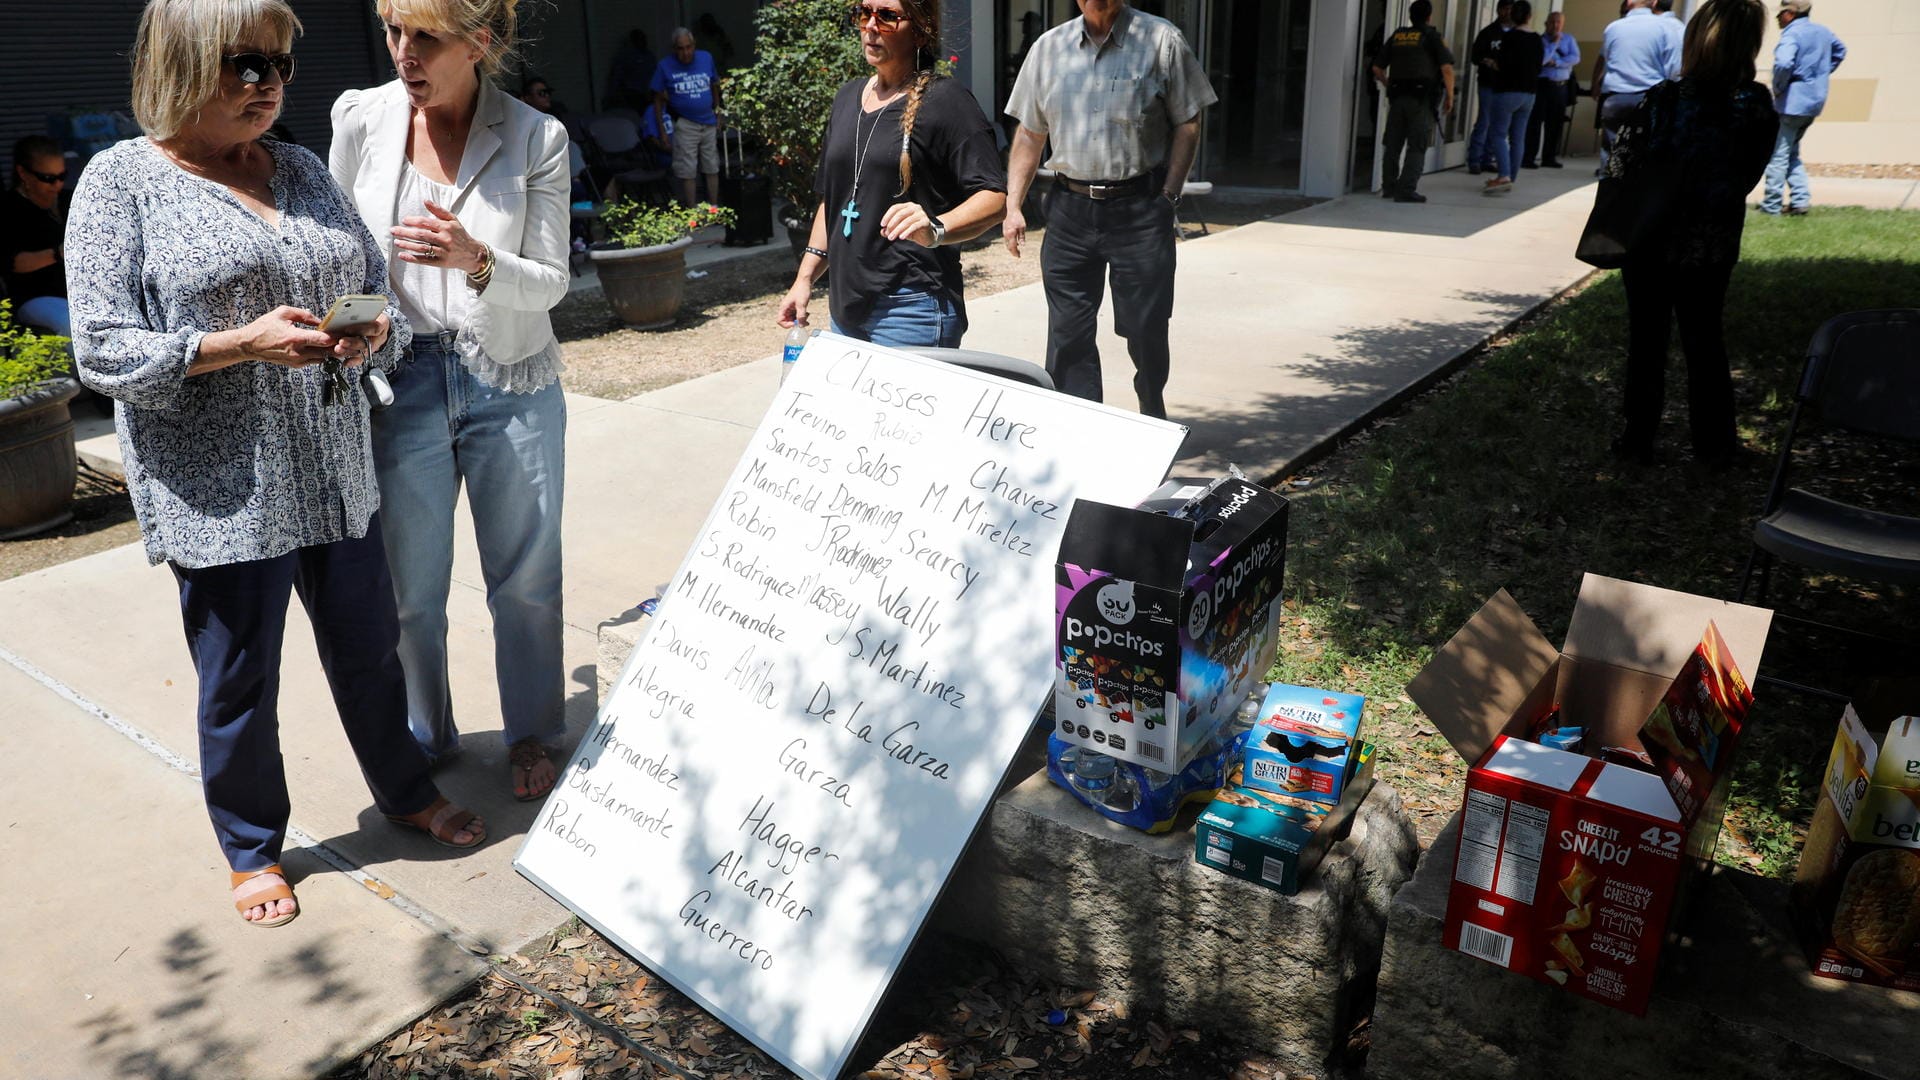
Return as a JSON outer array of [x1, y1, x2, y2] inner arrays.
[[1485, 90, 1536, 180], [17, 295, 70, 336], [1762, 113, 1816, 213], [831, 287, 965, 349], [371, 334, 567, 760]]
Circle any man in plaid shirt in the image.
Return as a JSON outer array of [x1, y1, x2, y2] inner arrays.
[[1002, 0, 1216, 420]]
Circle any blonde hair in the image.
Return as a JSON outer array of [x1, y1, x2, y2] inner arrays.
[[378, 0, 522, 77], [131, 0, 301, 141]]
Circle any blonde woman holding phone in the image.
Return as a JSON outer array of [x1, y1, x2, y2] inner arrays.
[[331, 0, 572, 802], [67, 0, 487, 929]]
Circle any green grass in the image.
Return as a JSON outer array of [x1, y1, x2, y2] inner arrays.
[[1266, 207, 1920, 878]]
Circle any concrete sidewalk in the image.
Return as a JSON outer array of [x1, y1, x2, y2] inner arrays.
[[0, 159, 1629, 1078]]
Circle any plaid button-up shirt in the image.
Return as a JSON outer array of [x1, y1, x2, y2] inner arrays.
[[1005, 5, 1217, 183]]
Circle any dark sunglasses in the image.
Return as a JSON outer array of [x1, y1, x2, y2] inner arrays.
[[224, 51, 297, 85], [22, 166, 66, 184], [848, 4, 909, 30]]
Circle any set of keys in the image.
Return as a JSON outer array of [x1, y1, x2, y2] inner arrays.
[[319, 355, 353, 407]]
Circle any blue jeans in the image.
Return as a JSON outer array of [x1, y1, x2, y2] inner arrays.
[[171, 515, 438, 871], [831, 287, 964, 348], [371, 335, 567, 759], [1486, 91, 1536, 180], [1762, 113, 1816, 213], [1467, 84, 1497, 167], [16, 295, 69, 336]]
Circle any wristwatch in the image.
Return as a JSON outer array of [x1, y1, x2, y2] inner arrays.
[[1161, 190, 1182, 208], [927, 216, 948, 247]]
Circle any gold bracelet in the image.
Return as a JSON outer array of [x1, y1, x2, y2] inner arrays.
[[468, 243, 495, 290]]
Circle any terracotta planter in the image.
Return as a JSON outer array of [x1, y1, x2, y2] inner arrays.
[[590, 238, 691, 330], [0, 376, 81, 539]]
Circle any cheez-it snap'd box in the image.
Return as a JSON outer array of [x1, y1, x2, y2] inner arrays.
[[1406, 574, 1772, 1015]]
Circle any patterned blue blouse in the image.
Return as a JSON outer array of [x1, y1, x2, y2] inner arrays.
[[66, 137, 410, 569]]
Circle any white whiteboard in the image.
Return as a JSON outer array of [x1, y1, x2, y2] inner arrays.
[[515, 334, 1185, 1080]]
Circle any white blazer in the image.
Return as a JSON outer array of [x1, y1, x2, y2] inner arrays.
[[330, 78, 570, 368]]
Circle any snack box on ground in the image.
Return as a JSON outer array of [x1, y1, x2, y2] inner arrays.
[[1241, 683, 1365, 806], [1793, 702, 1920, 991], [1194, 742, 1376, 894], [1054, 473, 1287, 772], [1406, 574, 1772, 1015]]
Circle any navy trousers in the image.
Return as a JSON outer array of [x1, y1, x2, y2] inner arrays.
[[1041, 186, 1178, 418], [171, 513, 439, 872]]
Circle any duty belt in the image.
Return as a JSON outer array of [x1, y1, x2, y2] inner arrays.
[[1058, 174, 1155, 200]]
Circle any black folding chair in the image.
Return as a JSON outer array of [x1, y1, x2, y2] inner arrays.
[[905, 347, 1055, 391], [1737, 308, 1920, 699]]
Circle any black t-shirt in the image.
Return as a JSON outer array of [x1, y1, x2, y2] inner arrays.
[[814, 75, 1006, 331], [0, 189, 65, 302], [1490, 30, 1544, 93]]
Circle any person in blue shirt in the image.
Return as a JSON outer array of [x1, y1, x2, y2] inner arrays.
[[1761, 0, 1845, 215], [639, 105, 674, 172], [1523, 9, 1580, 168], [651, 27, 722, 207], [1595, 0, 1680, 172]]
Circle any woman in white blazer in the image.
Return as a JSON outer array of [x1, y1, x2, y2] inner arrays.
[[331, 0, 571, 802]]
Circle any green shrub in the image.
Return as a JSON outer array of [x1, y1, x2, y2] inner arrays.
[[598, 200, 738, 250], [722, 0, 869, 219], [0, 299, 73, 399]]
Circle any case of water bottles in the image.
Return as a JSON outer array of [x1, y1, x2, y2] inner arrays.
[[1046, 692, 1266, 834]]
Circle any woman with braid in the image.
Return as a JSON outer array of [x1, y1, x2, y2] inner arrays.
[[776, 0, 1005, 348]]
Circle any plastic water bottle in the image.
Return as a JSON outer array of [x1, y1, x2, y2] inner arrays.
[[782, 321, 810, 384], [1066, 749, 1141, 813]]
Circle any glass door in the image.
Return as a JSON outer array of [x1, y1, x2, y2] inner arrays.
[[1431, 0, 1496, 168], [1350, 0, 1392, 191], [1201, 0, 1312, 189]]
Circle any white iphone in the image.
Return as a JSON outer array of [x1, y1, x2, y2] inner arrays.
[[320, 293, 388, 334]]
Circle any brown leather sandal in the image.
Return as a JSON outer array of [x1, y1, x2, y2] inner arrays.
[[231, 865, 298, 928], [510, 739, 557, 802], [384, 796, 486, 849]]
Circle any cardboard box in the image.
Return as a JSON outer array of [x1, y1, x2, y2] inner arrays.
[[1793, 706, 1920, 990], [1406, 574, 1772, 1014], [1195, 743, 1376, 894], [1054, 476, 1287, 771], [1242, 683, 1365, 805]]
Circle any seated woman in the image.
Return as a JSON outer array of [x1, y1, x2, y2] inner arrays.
[[67, 0, 485, 928], [776, 0, 1006, 349]]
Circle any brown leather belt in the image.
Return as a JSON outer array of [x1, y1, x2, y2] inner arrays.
[[1058, 174, 1154, 200]]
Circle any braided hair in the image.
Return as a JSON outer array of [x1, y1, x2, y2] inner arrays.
[[893, 0, 943, 196]]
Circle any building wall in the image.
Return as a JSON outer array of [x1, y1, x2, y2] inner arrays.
[[1772, 0, 1919, 165]]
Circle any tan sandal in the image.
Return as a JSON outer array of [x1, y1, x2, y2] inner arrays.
[[231, 865, 298, 928], [510, 739, 557, 802], [384, 796, 486, 849]]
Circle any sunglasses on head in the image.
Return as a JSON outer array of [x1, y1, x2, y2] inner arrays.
[[23, 166, 65, 184], [224, 51, 297, 85], [848, 4, 910, 30]]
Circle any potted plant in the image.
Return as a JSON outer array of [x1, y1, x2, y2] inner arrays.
[[589, 200, 738, 329], [722, 0, 867, 257], [0, 299, 81, 538]]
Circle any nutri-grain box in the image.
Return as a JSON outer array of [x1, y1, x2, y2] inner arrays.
[[1406, 574, 1772, 1015], [1240, 683, 1365, 806], [1054, 475, 1287, 771], [1793, 704, 1920, 990]]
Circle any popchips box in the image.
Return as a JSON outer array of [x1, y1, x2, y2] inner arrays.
[[1195, 742, 1375, 895], [1793, 705, 1920, 990], [1406, 574, 1772, 1015], [1242, 683, 1365, 805], [1054, 475, 1287, 771]]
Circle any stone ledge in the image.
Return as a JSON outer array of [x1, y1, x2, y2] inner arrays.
[[600, 615, 1421, 1075], [1368, 814, 1920, 1080], [930, 772, 1420, 1077]]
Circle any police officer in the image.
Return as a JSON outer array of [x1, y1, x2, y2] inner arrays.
[[1371, 0, 1456, 204]]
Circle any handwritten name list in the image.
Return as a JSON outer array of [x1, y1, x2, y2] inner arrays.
[[516, 335, 1184, 1080]]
